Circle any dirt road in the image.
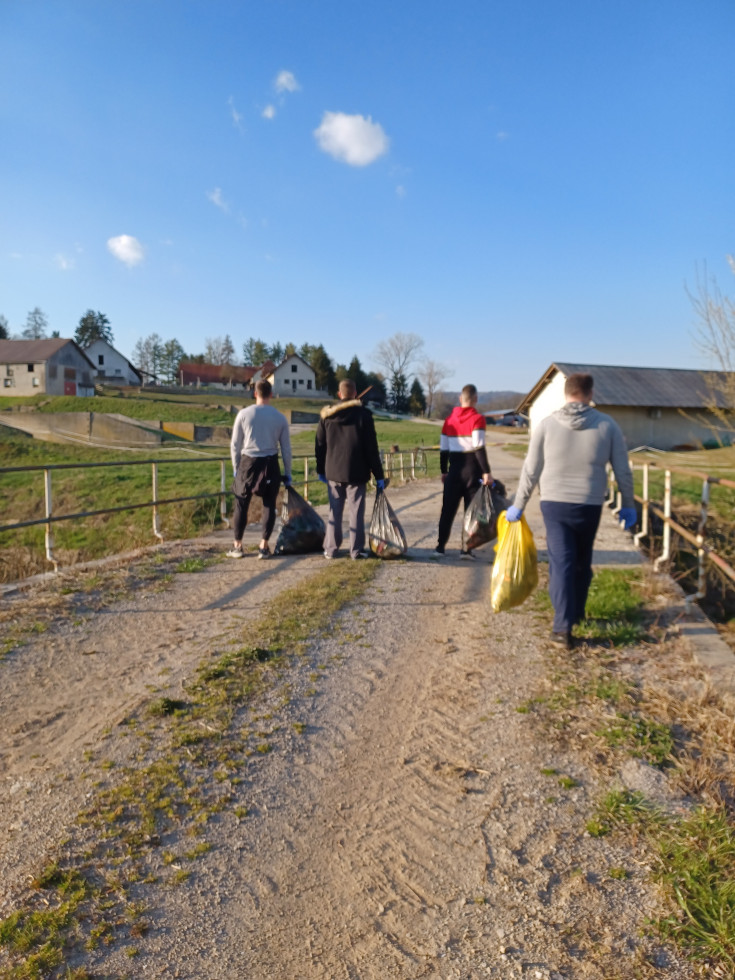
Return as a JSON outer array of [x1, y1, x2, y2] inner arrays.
[[0, 447, 697, 977]]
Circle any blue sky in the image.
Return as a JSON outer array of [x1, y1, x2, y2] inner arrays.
[[2, 0, 734, 393]]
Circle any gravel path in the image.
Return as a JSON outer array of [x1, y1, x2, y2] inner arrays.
[[0, 447, 698, 978]]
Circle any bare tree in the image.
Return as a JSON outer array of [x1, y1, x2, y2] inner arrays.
[[418, 358, 452, 418], [22, 307, 48, 339], [373, 332, 424, 380], [688, 257, 735, 442]]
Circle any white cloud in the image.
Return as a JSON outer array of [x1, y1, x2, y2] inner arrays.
[[54, 253, 75, 271], [206, 187, 230, 212], [228, 96, 243, 131], [313, 111, 389, 167], [107, 235, 144, 267], [274, 70, 300, 94], [396, 185, 406, 199], [496, 131, 509, 142], [262, 104, 276, 120]]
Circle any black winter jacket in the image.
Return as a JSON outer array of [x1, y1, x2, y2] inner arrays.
[[315, 399, 385, 485]]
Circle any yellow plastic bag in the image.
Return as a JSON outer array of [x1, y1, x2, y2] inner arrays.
[[490, 511, 538, 612]]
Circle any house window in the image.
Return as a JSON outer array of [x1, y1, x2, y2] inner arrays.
[[32, 377, 40, 387], [4, 378, 13, 387], [307, 379, 312, 390], [64, 367, 76, 380], [299, 378, 304, 385], [98, 355, 104, 366], [283, 379, 289, 385], [27, 363, 34, 372], [291, 364, 298, 373], [115, 368, 121, 375], [48, 364, 57, 379], [6, 366, 13, 377]]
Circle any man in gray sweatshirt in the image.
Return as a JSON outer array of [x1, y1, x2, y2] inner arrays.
[[506, 372, 636, 649], [229, 380, 292, 560]]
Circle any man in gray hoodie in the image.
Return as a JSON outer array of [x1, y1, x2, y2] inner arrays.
[[506, 372, 636, 649]]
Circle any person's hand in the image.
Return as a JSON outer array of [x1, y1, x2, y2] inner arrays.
[[441, 473, 447, 484], [481, 473, 492, 486], [506, 505, 523, 522], [317, 474, 327, 484], [619, 506, 637, 530], [283, 474, 292, 486], [376, 479, 385, 491]]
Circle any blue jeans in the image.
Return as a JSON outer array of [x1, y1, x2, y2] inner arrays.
[[541, 501, 602, 633]]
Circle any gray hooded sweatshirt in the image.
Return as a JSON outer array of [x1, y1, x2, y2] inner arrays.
[[512, 403, 635, 510]]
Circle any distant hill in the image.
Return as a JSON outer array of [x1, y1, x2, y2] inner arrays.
[[441, 390, 525, 411]]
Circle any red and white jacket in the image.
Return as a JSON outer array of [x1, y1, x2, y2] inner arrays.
[[440, 406, 490, 475]]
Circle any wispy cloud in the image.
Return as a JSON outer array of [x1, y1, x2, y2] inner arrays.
[[396, 185, 406, 199], [206, 187, 230, 213], [274, 70, 300, 94], [54, 253, 75, 271], [313, 112, 389, 167], [107, 235, 144, 267], [496, 131, 509, 142], [228, 96, 244, 131], [262, 104, 276, 120]]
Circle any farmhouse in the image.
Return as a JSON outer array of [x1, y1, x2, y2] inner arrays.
[[518, 363, 735, 451], [84, 339, 142, 386], [265, 353, 321, 396], [0, 338, 96, 397]]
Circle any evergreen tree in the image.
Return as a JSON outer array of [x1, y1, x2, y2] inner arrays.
[[242, 337, 269, 365], [269, 341, 284, 364], [0, 314, 9, 339], [161, 339, 187, 383], [390, 371, 409, 413], [74, 310, 113, 347], [409, 377, 427, 415], [221, 334, 236, 365], [347, 355, 369, 396], [364, 371, 387, 406], [309, 345, 337, 394]]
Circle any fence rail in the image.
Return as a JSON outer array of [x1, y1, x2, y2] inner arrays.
[[608, 460, 735, 607], [0, 448, 438, 573]]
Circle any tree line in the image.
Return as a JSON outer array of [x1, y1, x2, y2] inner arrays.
[[0, 308, 453, 416]]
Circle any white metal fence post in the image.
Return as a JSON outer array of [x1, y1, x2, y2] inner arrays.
[[653, 469, 672, 570], [152, 462, 164, 543], [44, 468, 57, 571]]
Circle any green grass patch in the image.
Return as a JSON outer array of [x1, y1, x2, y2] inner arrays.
[[575, 569, 645, 646], [596, 713, 675, 767]]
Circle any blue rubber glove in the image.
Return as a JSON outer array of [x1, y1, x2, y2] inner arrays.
[[317, 474, 327, 484], [283, 474, 292, 486], [506, 505, 523, 522], [619, 506, 637, 530], [376, 479, 385, 491]]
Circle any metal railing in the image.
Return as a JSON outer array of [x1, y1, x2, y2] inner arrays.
[[0, 448, 439, 573], [608, 461, 735, 607]]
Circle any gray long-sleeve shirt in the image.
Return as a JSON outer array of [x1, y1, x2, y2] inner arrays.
[[512, 403, 635, 510], [230, 403, 292, 477]]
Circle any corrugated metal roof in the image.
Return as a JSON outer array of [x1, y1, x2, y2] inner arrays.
[[0, 338, 78, 362], [520, 363, 733, 410]]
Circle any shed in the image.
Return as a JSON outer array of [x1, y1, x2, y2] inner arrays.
[[517, 363, 735, 451], [266, 354, 319, 396], [0, 338, 96, 397]]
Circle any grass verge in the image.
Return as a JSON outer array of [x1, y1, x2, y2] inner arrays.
[[526, 565, 735, 973]]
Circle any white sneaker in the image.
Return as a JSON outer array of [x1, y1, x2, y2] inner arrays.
[[226, 548, 244, 559]]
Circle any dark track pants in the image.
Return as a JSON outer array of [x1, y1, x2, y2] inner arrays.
[[437, 474, 478, 550], [541, 501, 602, 633]]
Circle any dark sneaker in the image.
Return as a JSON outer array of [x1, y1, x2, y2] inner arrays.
[[550, 631, 573, 650], [460, 549, 476, 560], [433, 546, 445, 557], [258, 546, 270, 560], [351, 551, 368, 560]]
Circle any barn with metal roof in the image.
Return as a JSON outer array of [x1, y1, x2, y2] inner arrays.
[[517, 363, 735, 450]]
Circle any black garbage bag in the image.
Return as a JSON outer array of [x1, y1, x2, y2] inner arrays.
[[273, 486, 326, 555], [369, 488, 408, 559], [463, 481, 509, 551]]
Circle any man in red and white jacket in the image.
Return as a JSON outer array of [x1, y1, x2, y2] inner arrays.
[[435, 384, 494, 558]]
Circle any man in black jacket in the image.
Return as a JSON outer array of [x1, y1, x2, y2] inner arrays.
[[315, 379, 385, 559]]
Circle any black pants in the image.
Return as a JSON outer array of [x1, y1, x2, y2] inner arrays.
[[437, 456, 483, 549], [232, 455, 280, 542], [541, 500, 602, 633]]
